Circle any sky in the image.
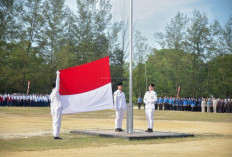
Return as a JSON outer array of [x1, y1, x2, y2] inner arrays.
[[65, 0, 232, 48]]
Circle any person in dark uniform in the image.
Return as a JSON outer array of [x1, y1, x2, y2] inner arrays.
[[155, 98, 158, 110], [229, 99, 232, 113], [174, 97, 178, 110], [206, 98, 211, 112], [177, 98, 182, 111], [137, 96, 142, 109], [183, 98, 188, 111], [217, 99, 222, 113], [158, 97, 163, 110], [167, 97, 170, 110], [191, 98, 196, 112], [198, 98, 202, 112], [221, 99, 225, 113], [225, 99, 228, 113], [169, 97, 174, 110], [164, 96, 168, 110]]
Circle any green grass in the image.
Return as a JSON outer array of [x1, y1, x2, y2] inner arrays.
[[0, 107, 51, 115], [1, 107, 231, 123], [1, 133, 231, 152]]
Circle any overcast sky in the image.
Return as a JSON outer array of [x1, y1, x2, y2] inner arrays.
[[65, 0, 232, 48]]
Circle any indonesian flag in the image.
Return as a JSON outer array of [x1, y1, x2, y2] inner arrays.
[[59, 56, 114, 114]]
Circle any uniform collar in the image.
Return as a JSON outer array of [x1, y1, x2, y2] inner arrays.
[[118, 89, 122, 93]]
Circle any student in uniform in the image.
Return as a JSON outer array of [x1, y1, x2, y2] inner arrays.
[[164, 96, 168, 110], [201, 98, 206, 112], [183, 98, 188, 111], [137, 96, 142, 109], [207, 98, 211, 112], [158, 97, 163, 110], [143, 84, 158, 133], [191, 98, 196, 112], [114, 82, 127, 132], [177, 98, 182, 111], [50, 71, 63, 140]]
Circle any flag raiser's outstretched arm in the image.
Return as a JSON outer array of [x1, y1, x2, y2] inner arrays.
[[56, 71, 60, 92]]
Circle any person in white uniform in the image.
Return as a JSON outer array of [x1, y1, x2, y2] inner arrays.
[[113, 82, 127, 132], [213, 98, 218, 113], [50, 71, 62, 140], [143, 83, 158, 133], [201, 98, 206, 112]]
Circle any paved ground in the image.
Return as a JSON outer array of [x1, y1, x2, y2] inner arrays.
[[71, 129, 194, 140]]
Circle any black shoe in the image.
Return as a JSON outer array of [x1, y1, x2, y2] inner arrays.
[[54, 137, 62, 140], [115, 128, 119, 132], [118, 128, 124, 132], [148, 129, 153, 133], [145, 128, 150, 132]]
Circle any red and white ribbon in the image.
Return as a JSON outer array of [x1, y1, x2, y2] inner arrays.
[[27, 80, 30, 95], [177, 85, 180, 97]]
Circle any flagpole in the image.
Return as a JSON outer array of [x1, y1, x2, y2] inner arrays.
[[127, 0, 133, 134]]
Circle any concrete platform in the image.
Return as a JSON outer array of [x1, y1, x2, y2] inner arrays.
[[70, 129, 194, 140]]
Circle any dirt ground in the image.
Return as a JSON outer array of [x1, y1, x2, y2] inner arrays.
[[2, 139, 232, 157], [0, 108, 232, 157]]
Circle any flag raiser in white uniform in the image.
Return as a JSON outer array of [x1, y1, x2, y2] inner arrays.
[[50, 72, 62, 138], [143, 90, 158, 131], [114, 89, 127, 131]]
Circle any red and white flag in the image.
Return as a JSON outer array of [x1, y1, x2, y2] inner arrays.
[[59, 56, 114, 114]]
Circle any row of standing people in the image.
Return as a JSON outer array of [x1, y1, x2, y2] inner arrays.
[[137, 96, 232, 113], [0, 94, 50, 107]]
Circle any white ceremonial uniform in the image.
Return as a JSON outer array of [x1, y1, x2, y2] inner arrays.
[[143, 90, 158, 130], [201, 99, 206, 112], [50, 72, 62, 137], [113, 89, 127, 129], [213, 99, 218, 113]]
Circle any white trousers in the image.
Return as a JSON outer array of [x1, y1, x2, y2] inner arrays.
[[202, 105, 205, 112], [115, 108, 125, 129], [52, 108, 62, 137], [145, 108, 155, 129], [213, 104, 217, 113]]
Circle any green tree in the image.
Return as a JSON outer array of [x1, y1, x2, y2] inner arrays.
[[186, 10, 210, 96], [146, 49, 193, 97], [221, 16, 232, 54], [208, 54, 232, 97], [133, 30, 150, 96], [154, 11, 189, 50], [0, 0, 22, 42], [75, 0, 112, 63], [39, 0, 67, 86]]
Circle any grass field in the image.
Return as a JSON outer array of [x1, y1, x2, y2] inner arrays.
[[0, 107, 232, 157]]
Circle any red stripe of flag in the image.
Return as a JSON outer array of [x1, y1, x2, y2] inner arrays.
[[59, 56, 111, 95]]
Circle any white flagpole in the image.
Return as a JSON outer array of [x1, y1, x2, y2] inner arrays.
[[127, 0, 133, 134]]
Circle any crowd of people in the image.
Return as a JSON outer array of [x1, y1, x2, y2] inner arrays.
[[1, 93, 232, 114], [0, 93, 50, 107], [138, 96, 232, 113]]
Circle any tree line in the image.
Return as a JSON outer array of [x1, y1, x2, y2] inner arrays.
[[131, 11, 232, 99], [1, 0, 125, 93], [0, 1, 231, 99]]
